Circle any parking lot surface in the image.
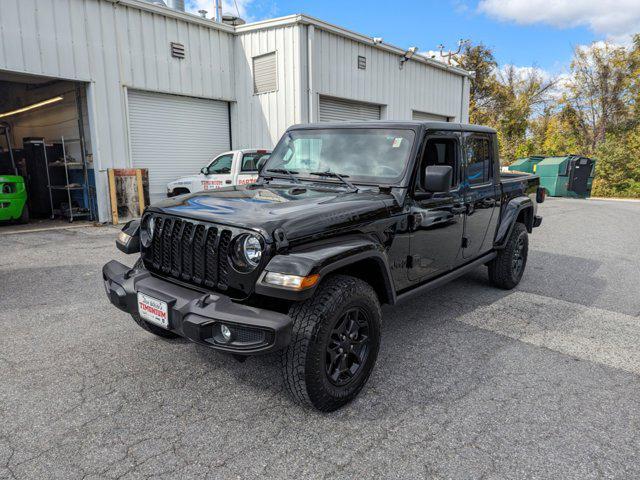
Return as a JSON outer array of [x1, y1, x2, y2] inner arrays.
[[1, 198, 640, 479]]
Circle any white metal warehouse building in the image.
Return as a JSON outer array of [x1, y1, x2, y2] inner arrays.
[[0, 0, 470, 222]]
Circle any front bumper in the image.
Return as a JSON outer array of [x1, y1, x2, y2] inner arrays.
[[102, 260, 292, 355]]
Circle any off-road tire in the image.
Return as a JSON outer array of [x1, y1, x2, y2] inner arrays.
[[130, 257, 179, 339], [488, 222, 528, 289], [18, 204, 29, 224], [281, 275, 382, 412]]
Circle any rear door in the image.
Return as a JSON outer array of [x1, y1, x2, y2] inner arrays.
[[461, 133, 500, 259]]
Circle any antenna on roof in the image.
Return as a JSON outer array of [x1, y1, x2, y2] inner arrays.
[[438, 39, 469, 65]]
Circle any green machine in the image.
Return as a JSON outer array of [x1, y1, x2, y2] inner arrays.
[[534, 155, 596, 198], [508, 155, 546, 174], [0, 123, 29, 223]]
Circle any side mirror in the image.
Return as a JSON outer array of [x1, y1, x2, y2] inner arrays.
[[200, 166, 209, 175], [424, 165, 452, 193], [256, 157, 268, 173]]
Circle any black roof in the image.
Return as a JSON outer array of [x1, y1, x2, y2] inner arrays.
[[288, 120, 496, 134]]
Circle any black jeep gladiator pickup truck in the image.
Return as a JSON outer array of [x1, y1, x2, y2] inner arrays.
[[103, 121, 543, 411]]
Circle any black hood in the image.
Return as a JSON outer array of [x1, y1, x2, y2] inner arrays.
[[149, 183, 397, 242]]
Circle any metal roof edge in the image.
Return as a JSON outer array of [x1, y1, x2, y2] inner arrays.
[[237, 14, 472, 78], [104, 0, 236, 33]]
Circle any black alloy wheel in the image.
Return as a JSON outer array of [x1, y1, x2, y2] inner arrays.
[[325, 307, 371, 386]]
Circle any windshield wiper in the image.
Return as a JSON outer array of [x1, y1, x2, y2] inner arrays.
[[310, 171, 358, 192], [264, 168, 300, 183]]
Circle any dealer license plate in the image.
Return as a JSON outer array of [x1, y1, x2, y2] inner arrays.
[[137, 292, 169, 329]]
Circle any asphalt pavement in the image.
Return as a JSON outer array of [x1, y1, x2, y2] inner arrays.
[[1, 197, 639, 479]]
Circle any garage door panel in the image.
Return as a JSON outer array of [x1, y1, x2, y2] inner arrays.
[[319, 96, 381, 122], [128, 90, 230, 203]]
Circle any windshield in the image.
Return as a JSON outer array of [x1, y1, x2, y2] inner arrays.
[[263, 128, 416, 184]]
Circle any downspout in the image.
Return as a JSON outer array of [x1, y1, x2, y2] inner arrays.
[[307, 24, 315, 123], [460, 76, 465, 123]]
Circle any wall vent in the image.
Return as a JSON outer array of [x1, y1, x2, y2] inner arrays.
[[170, 42, 185, 59], [253, 52, 277, 94], [357, 55, 366, 70]]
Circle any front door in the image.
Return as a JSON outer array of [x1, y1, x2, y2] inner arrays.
[[409, 134, 465, 281], [200, 153, 234, 191], [462, 133, 499, 259]]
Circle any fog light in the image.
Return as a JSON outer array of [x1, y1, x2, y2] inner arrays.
[[220, 324, 232, 342], [263, 272, 320, 291]]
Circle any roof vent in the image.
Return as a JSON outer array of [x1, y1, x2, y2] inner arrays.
[[222, 14, 246, 26]]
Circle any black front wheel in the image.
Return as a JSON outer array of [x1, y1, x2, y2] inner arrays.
[[281, 275, 381, 411]]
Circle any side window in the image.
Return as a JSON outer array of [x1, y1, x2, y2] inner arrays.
[[207, 154, 233, 174], [240, 153, 269, 172], [421, 137, 459, 188], [465, 136, 493, 185]]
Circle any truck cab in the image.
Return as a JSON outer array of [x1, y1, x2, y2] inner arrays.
[[166, 149, 270, 197]]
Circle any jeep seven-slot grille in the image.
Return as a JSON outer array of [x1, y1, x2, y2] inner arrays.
[[148, 216, 232, 290]]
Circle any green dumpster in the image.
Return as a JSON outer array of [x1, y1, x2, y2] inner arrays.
[[535, 155, 596, 198], [508, 155, 545, 174]]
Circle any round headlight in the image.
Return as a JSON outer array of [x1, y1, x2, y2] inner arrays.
[[141, 215, 155, 247], [243, 235, 262, 267], [232, 234, 263, 271], [148, 216, 155, 239]]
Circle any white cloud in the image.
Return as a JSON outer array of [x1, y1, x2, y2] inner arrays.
[[185, 0, 253, 20], [478, 0, 640, 43]]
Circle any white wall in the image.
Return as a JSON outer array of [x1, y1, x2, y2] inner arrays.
[[232, 25, 305, 149], [0, 0, 236, 222], [309, 28, 469, 123], [0, 3, 471, 221]]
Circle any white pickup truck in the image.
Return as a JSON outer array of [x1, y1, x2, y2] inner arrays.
[[166, 149, 271, 197]]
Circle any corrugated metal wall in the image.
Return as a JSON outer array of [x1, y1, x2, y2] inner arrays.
[[232, 25, 304, 150], [0, 0, 236, 222], [311, 28, 468, 123]]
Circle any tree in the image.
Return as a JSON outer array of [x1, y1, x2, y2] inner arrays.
[[456, 43, 497, 125], [564, 42, 631, 151], [489, 65, 556, 161], [592, 125, 640, 198]]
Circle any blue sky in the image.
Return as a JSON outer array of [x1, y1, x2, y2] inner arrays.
[[187, 0, 640, 76]]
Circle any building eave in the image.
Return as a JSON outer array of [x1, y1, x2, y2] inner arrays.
[[103, 0, 236, 33], [236, 14, 473, 78]]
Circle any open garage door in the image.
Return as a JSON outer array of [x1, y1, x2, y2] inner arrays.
[[319, 96, 381, 122], [412, 110, 450, 122], [127, 90, 230, 203]]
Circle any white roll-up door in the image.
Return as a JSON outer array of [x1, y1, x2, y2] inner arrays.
[[319, 96, 381, 122], [412, 110, 450, 122], [127, 90, 230, 202]]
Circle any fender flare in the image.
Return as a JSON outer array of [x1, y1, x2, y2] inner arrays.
[[255, 236, 396, 304], [494, 196, 534, 249]]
